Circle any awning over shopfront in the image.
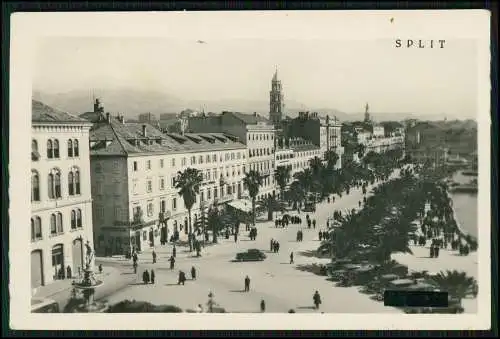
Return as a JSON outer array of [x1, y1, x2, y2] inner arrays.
[[226, 199, 253, 214]]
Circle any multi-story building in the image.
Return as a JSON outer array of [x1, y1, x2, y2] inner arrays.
[[189, 111, 277, 200], [285, 111, 343, 168], [82, 101, 247, 255], [31, 100, 94, 291]]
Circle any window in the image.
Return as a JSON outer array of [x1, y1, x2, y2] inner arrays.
[[47, 140, 53, 159], [31, 217, 42, 241], [147, 202, 154, 217], [68, 172, 74, 195], [237, 152, 241, 159], [214, 187, 218, 198], [143, 231, 147, 241], [160, 177, 165, 190], [32, 139, 39, 161], [76, 209, 83, 228], [160, 200, 166, 213], [146, 160, 151, 170], [200, 191, 204, 202], [31, 170, 40, 201], [172, 198, 177, 210], [171, 177, 176, 188], [212, 154, 217, 162], [53, 139, 60, 158], [182, 157, 186, 166], [133, 161, 138, 171], [48, 168, 62, 199], [206, 155, 210, 163], [74, 140, 79, 157], [172, 158, 176, 167], [207, 188, 211, 199], [147, 180, 152, 193], [160, 159, 164, 168], [231, 152, 235, 160], [68, 140, 73, 157], [71, 210, 77, 229], [56, 212, 63, 233], [68, 167, 80, 196], [50, 214, 57, 235], [199, 155, 203, 164]]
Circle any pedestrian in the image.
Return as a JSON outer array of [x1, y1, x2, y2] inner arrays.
[[430, 246, 435, 258], [270, 238, 274, 251], [319, 231, 322, 241], [244, 275, 251, 292], [260, 299, 266, 312], [143, 270, 150, 284], [98, 264, 103, 274], [313, 290, 322, 310], [133, 261, 138, 274], [290, 252, 294, 264], [196, 304, 204, 313], [191, 266, 197, 280], [312, 219, 316, 229], [173, 245, 177, 258], [150, 269, 155, 284], [169, 255, 175, 270], [234, 232, 238, 243], [435, 246, 440, 258], [152, 249, 157, 264], [178, 271, 186, 285], [276, 242, 280, 253]]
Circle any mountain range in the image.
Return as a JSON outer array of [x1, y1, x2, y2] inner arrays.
[[33, 88, 463, 122]]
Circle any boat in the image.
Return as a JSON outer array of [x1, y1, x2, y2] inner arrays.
[[449, 184, 478, 193], [462, 170, 478, 176]]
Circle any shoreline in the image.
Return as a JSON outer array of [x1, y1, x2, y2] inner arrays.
[[446, 189, 477, 242]]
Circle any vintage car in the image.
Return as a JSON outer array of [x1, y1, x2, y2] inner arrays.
[[235, 249, 267, 262]]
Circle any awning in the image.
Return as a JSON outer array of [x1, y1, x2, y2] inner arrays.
[[226, 199, 253, 214]]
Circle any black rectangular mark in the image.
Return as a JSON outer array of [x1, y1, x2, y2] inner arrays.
[[384, 290, 449, 307]]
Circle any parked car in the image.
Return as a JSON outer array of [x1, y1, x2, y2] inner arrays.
[[235, 249, 267, 262]]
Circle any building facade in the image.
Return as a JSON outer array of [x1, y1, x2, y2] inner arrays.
[[189, 111, 277, 200], [31, 100, 94, 291], [84, 103, 248, 255]]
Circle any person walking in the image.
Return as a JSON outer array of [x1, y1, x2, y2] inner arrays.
[[169, 255, 175, 270], [133, 261, 138, 274], [150, 269, 155, 284], [319, 231, 323, 241], [290, 252, 294, 264], [143, 270, 150, 284], [191, 266, 197, 280], [244, 275, 251, 292], [172, 245, 177, 258], [312, 219, 316, 229], [270, 238, 274, 251], [152, 249, 157, 264], [260, 299, 266, 312], [178, 271, 186, 285], [313, 290, 322, 310]]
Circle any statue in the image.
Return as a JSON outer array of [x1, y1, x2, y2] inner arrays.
[[85, 241, 94, 269]]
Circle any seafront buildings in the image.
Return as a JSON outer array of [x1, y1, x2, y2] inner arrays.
[[81, 100, 248, 255], [31, 100, 94, 290]]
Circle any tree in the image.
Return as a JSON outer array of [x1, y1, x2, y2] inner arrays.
[[324, 149, 339, 170], [309, 156, 324, 179], [294, 168, 313, 204], [175, 168, 203, 251], [431, 270, 478, 305], [243, 170, 263, 226], [287, 181, 304, 211], [275, 165, 291, 200], [355, 143, 366, 159], [207, 206, 220, 243], [258, 194, 283, 221]]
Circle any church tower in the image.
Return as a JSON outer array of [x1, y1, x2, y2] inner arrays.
[[364, 102, 371, 123], [269, 67, 284, 125]]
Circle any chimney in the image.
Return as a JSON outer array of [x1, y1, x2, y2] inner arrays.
[[106, 112, 111, 123], [142, 124, 147, 137]]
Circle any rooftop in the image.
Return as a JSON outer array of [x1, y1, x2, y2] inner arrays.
[[89, 117, 245, 156], [225, 111, 272, 125], [32, 100, 89, 124]]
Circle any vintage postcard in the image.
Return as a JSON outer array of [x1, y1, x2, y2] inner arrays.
[[9, 10, 491, 330]]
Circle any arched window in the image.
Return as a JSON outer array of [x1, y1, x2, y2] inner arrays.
[[35, 217, 42, 239], [31, 170, 40, 201], [47, 140, 53, 158], [32, 139, 39, 161], [75, 169, 80, 194], [55, 171, 61, 197], [31, 218, 35, 241], [71, 210, 76, 229], [73, 139, 79, 157], [50, 214, 57, 235], [53, 139, 60, 158], [48, 173, 54, 199], [76, 209, 82, 228], [56, 212, 63, 233], [67, 140, 73, 157], [68, 172, 74, 195]]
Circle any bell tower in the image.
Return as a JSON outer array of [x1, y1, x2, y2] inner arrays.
[[269, 67, 284, 125]]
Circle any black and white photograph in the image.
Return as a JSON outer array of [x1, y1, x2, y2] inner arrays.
[[9, 10, 491, 330]]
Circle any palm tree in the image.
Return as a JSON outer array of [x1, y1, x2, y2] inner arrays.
[[258, 194, 284, 221], [294, 169, 313, 203], [275, 165, 291, 200], [243, 170, 263, 226], [431, 270, 478, 305], [324, 149, 339, 170], [287, 180, 304, 211], [207, 205, 220, 243], [309, 156, 324, 179], [175, 168, 203, 251]]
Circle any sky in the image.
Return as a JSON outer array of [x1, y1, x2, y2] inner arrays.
[[33, 37, 478, 118]]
